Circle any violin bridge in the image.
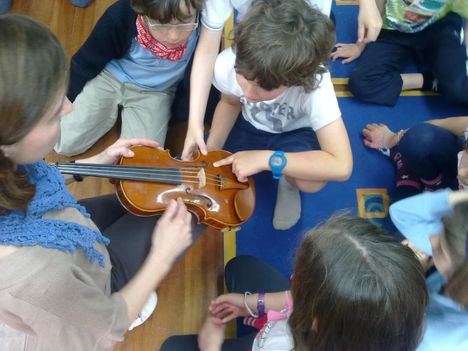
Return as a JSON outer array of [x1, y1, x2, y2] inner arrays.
[[197, 167, 206, 188]]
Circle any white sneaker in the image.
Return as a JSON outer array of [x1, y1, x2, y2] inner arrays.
[[128, 291, 158, 331]]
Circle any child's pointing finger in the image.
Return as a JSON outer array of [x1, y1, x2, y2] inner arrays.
[[213, 155, 234, 168]]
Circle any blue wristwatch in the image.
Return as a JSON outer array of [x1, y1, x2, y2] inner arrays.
[[269, 151, 287, 179]]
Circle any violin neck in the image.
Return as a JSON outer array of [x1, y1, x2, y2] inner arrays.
[[54, 162, 182, 185]]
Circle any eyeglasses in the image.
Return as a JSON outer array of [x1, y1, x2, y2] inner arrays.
[[145, 14, 199, 32]]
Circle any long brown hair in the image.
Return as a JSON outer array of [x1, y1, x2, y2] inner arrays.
[[289, 216, 428, 351], [234, 0, 335, 92], [442, 202, 468, 307], [0, 14, 68, 212]]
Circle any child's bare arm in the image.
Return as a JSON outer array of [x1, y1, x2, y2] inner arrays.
[[213, 119, 352, 184], [252, 291, 290, 313], [357, 0, 384, 42], [282, 118, 353, 182], [209, 291, 291, 323], [206, 94, 242, 150], [426, 116, 468, 137], [182, 27, 224, 160], [333, 0, 385, 62]]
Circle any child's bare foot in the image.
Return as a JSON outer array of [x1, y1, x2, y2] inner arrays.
[[362, 123, 400, 149]]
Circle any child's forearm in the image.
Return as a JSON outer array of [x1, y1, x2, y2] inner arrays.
[[360, 0, 385, 14], [354, 41, 367, 50], [281, 149, 352, 182], [188, 27, 223, 131], [206, 95, 241, 150], [245, 291, 291, 314], [279, 119, 352, 182], [426, 116, 468, 137]]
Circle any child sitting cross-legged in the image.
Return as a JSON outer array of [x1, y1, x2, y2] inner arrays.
[[54, 0, 204, 156], [331, 0, 468, 106], [206, 0, 353, 230]]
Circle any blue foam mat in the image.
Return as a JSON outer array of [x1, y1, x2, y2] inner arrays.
[[236, 96, 468, 277]]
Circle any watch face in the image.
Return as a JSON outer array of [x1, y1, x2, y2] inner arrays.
[[271, 155, 283, 167]]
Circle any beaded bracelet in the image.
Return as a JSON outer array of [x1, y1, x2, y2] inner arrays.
[[243, 291, 258, 318]]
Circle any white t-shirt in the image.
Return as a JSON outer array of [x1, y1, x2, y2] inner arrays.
[[213, 47, 341, 134], [252, 319, 294, 351], [201, 0, 332, 30], [251, 291, 294, 351]]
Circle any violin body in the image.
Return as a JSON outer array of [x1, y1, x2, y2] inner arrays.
[[54, 146, 256, 229], [116, 147, 255, 229]]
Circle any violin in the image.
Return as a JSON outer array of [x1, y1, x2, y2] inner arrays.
[[55, 146, 256, 230]]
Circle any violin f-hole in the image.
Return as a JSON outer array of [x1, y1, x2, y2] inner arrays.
[[185, 187, 213, 209]]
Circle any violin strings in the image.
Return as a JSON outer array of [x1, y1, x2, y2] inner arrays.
[[56, 163, 224, 184], [55, 164, 238, 187]]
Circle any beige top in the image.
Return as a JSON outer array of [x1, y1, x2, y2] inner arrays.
[[0, 207, 129, 351]]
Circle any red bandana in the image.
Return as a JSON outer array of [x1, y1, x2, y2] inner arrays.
[[135, 15, 187, 62]]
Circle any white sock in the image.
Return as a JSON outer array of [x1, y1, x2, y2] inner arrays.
[[273, 178, 301, 230]]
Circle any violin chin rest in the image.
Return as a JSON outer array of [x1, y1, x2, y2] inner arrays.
[[234, 188, 255, 222]]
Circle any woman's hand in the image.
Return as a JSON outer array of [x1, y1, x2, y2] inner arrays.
[[198, 317, 225, 351], [213, 150, 272, 182], [150, 198, 194, 267], [79, 138, 160, 165], [208, 293, 250, 323]]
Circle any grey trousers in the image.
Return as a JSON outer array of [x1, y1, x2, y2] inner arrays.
[[55, 70, 175, 156]]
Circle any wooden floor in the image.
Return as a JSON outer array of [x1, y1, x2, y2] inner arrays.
[[4, 1, 225, 350]]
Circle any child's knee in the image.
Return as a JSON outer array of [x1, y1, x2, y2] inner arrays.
[[399, 123, 446, 157], [440, 82, 468, 106], [349, 68, 400, 106], [349, 69, 377, 101], [54, 135, 89, 156], [295, 179, 327, 193]]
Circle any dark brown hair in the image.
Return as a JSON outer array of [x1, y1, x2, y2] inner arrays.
[[0, 14, 68, 212], [234, 0, 335, 92], [442, 202, 468, 307], [289, 216, 428, 351], [131, 0, 204, 23]]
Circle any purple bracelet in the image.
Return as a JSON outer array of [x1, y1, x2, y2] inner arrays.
[[257, 291, 265, 317]]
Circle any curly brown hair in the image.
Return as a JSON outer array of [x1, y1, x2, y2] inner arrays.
[[0, 15, 68, 213], [131, 0, 204, 23], [234, 0, 335, 92]]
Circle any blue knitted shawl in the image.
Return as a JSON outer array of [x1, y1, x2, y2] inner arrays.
[[0, 161, 110, 267]]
